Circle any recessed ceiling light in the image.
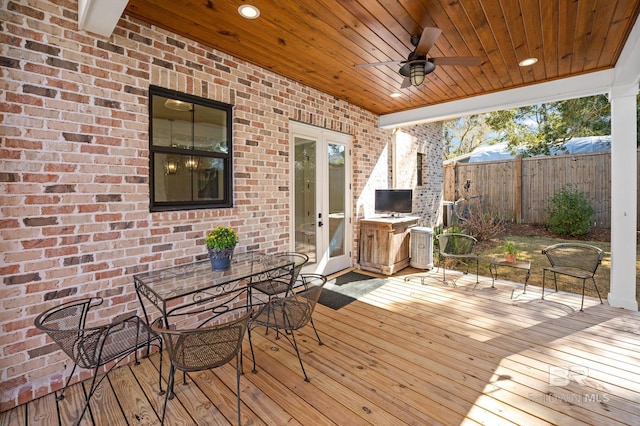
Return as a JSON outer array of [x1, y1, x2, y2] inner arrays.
[[238, 5, 260, 19], [519, 57, 538, 67], [390, 92, 402, 98]]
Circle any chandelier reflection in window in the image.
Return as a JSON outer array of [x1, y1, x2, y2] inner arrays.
[[184, 156, 200, 171], [164, 156, 179, 175]]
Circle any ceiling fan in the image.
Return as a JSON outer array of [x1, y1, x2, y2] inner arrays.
[[355, 27, 482, 89]]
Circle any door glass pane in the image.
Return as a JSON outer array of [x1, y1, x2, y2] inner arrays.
[[328, 143, 345, 257], [294, 138, 316, 263]]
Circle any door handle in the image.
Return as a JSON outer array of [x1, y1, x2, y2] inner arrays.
[[318, 221, 324, 227]]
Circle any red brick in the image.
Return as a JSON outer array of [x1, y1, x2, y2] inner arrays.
[[0, 1, 424, 412]]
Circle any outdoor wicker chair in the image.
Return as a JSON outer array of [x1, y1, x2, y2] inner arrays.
[[151, 311, 251, 425], [542, 242, 605, 311], [248, 273, 326, 382], [33, 297, 163, 425], [436, 233, 479, 287]]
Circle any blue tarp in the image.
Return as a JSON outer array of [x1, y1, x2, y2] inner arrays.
[[450, 136, 612, 163]]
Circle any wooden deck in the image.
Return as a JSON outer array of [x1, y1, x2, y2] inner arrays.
[[3, 269, 640, 425]]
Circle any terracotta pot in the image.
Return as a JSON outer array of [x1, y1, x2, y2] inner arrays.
[[505, 253, 516, 263]]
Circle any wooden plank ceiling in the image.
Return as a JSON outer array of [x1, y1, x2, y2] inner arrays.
[[125, 0, 640, 116]]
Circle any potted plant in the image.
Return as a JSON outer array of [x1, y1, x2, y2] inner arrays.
[[205, 226, 239, 270], [502, 240, 518, 263]]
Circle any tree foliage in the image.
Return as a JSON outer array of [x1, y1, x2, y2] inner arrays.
[[485, 95, 611, 156], [442, 94, 640, 159], [442, 114, 491, 159]]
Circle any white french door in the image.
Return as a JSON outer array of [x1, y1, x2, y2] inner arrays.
[[290, 121, 352, 275]]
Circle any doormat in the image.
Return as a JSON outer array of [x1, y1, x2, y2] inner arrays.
[[318, 271, 388, 310]]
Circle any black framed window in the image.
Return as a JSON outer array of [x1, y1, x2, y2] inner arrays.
[[417, 152, 424, 186], [149, 86, 233, 211]]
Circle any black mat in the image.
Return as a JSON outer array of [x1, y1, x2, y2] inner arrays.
[[318, 271, 388, 310]]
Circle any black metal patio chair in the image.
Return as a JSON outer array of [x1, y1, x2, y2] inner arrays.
[[151, 310, 251, 425], [250, 252, 309, 303], [33, 297, 163, 426], [250, 252, 309, 339], [248, 273, 326, 382], [436, 233, 479, 287], [542, 242, 605, 311]]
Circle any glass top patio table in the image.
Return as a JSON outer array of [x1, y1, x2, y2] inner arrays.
[[134, 252, 292, 325]]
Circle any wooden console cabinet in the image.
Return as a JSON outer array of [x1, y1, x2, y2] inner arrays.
[[359, 216, 419, 275]]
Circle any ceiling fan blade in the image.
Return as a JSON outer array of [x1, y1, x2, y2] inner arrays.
[[400, 76, 411, 89], [430, 56, 483, 66], [415, 27, 442, 55], [354, 60, 402, 68]]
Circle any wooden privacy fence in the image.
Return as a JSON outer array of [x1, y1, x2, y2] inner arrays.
[[442, 151, 630, 228]]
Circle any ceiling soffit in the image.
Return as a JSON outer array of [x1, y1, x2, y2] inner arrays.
[[123, 0, 640, 118]]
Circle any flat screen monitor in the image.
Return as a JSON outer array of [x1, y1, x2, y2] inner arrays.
[[374, 189, 413, 216]]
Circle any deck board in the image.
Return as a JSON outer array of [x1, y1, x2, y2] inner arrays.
[[315, 295, 554, 424], [0, 404, 24, 426], [27, 392, 57, 425], [4, 270, 640, 425], [354, 282, 633, 425]]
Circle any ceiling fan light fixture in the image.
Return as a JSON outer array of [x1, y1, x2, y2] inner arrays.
[[238, 5, 260, 19], [519, 57, 538, 67], [164, 99, 193, 111], [410, 63, 425, 86]]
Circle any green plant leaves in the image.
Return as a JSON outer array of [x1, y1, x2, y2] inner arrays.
[[546, 186, 594, 236]]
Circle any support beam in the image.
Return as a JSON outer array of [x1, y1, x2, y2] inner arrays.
[[608, 83, 639, 311], [378, 70, 614, 129], [78, 0, 129, 37]]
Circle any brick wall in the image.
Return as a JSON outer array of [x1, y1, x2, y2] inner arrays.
[[397, 126, 445, 227], [0, 0, 442, 410]]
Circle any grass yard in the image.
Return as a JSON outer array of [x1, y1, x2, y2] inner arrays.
[[440, 225, 640, 300]]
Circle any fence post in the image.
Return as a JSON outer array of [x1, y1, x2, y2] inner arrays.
[[515, 155, 522, 223], [453, 162, 459, 201]]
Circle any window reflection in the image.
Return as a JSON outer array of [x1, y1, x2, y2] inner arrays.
[[149, 86, 232, 211]]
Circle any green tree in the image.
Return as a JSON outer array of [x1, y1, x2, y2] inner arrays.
[[443, 94, 638, 158], [442, 114, 492, 159], [558, 95, 611, 137], [485, 106, 550, 156], [485, 95, 613, 156]]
